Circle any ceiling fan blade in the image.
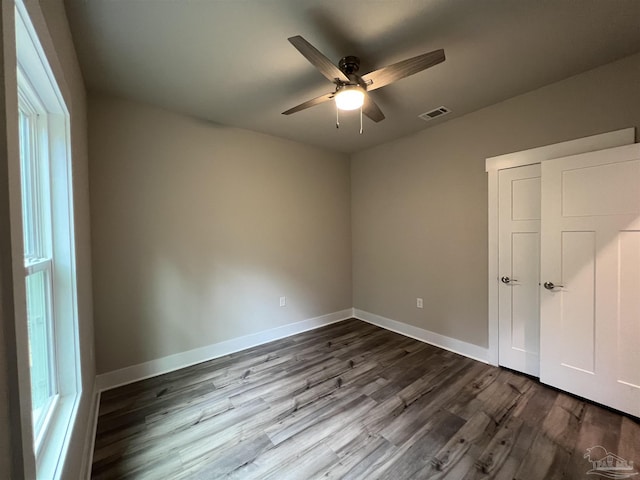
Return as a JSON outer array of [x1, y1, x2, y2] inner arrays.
[[362, 94, 385, 123], [288, 35, 349, 83], [282, 92, 335, 115], [362, 49, 445, 91]]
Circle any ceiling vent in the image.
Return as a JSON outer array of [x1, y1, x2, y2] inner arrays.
[[419, 106, 450, 122]]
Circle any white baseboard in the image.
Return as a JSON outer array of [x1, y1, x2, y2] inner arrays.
[[95, 307, 491, 393], [96, 309, 353, 392], [353, 309, 490, 364], [80, 378, 100, 479]]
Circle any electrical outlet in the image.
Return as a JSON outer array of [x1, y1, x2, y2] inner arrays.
[[279, 296, 286, 307], [417, 298, 423, 309]]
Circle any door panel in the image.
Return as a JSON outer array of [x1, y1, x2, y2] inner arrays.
[[618, 231, 640, 389], [540, 143, 640, 417], [498, 164, 540, 376], [561, 160, 640, 217], [559, 230, 595, 373], [512, 177, 541, 220], [511, 232, 539, 353]]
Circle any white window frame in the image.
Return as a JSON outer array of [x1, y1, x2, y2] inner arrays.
[[18, 66, 60, 453], [15, 1, 81, 478]]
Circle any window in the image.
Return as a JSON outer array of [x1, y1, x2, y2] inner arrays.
[[15, 1, 81, 478], [19, 71, 59, 451]]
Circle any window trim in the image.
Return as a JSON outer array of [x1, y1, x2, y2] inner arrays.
[[14, 0, 82, 478]]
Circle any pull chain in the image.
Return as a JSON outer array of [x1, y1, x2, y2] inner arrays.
[[335, 104, 363, 133]]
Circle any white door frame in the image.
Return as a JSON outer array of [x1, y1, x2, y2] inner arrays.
[[485, 128, 635, 366]]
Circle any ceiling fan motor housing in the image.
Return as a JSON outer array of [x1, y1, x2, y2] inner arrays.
[[339, 56, 361, 75]]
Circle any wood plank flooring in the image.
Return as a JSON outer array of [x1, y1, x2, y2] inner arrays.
[[91, 319, 640, 479]]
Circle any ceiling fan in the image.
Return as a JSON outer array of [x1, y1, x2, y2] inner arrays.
[[282, 35, 445, 123]]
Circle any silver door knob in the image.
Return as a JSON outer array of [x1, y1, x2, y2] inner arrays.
[[543, 281, 564, 290], [501, 276, 516, 284]]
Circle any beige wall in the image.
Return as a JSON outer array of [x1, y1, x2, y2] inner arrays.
[[1, 0, 95, 478], [89, 94, 352, 374], [352, 53, 640, 348]]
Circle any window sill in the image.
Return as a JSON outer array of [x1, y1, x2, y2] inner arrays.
[[36, 392, 80, 480]]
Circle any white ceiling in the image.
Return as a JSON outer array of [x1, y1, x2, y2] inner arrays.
[[64, 0, 640, 154]]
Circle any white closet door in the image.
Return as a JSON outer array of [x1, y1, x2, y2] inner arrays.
[[540, 143, 640, 417], [498, 164, 541, 376]]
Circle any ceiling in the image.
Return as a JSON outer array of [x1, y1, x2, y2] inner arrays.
[[64, 0, 640, 154]]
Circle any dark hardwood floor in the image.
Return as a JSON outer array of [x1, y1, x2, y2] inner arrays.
[[91, 319, 640, 479]]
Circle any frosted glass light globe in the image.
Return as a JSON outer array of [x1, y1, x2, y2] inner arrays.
[[335, 86, 365, 111]]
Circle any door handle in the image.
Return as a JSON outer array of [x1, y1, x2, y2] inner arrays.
[[543, 281, 564, 290], [501, 276, 517, 284]]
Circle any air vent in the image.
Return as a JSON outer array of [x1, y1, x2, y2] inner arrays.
[[418, 106, 451, 122]]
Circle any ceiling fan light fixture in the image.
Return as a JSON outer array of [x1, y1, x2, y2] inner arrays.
[[335, 85, 365, 111]]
